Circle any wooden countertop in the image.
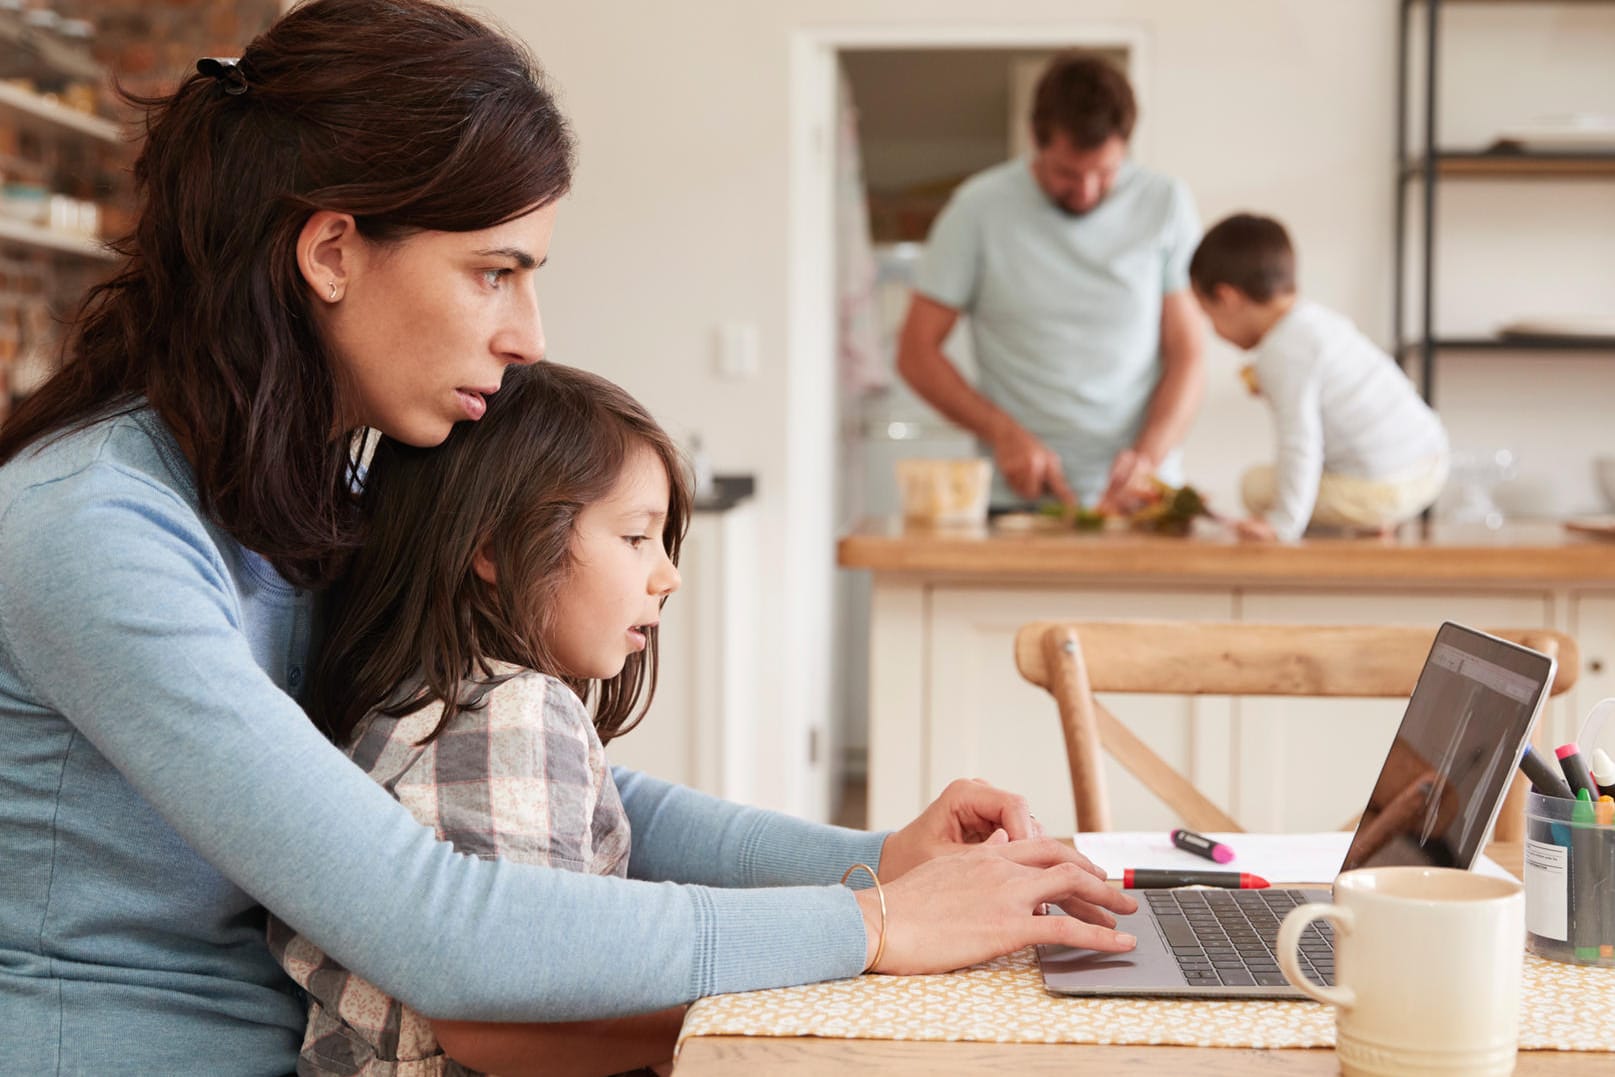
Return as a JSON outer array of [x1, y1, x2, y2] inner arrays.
[[836, 517, 1615, 585]]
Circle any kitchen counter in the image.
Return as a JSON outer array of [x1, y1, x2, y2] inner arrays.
[[693, 473, 755, 514], [837, 517, 1615, 586], [838, 515, 1615, 833]]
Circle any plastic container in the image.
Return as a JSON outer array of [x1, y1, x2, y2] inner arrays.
[[1523, 790, 1615, 967], [0, 183, 49, 225], [894, 458, 990, 526]]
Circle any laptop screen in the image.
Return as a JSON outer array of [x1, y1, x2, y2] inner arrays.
[[1339, 623, 1556, 874]]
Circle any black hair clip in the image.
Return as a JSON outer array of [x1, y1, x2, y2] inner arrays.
[[196, 57, 249, 96]]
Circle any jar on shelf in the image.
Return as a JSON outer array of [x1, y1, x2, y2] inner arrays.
[[0, 181, 50, 225], [56, 18, 98, 114]]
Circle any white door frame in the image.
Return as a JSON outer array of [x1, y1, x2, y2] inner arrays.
[[784, 22, 1150, 822]]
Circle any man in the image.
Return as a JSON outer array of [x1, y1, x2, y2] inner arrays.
[[896, 51, 1205, 510]]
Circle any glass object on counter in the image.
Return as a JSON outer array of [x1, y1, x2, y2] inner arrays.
[[895, 457, 990, 526], [1443, 448, 1517, 530]]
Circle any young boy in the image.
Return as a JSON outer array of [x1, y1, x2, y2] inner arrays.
[[1189, 213, 1448, 541]]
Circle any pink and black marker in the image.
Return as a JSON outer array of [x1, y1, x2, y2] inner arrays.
[[1555, 743, 1599, 799], [1170, 828, 1236, 864]]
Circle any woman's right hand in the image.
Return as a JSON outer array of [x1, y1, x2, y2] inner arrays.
[[854, 830, 1138, 975]]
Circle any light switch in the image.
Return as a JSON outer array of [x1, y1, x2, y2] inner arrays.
[[715, 321, 759, 381]]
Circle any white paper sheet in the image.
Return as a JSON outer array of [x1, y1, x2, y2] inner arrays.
[[1069, 831, 1514, 885]]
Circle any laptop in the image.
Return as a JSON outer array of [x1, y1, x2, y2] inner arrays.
[[1037, 621, 1558, 999]]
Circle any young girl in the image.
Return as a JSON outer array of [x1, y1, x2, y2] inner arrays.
[[269, 361, 690, 1076]]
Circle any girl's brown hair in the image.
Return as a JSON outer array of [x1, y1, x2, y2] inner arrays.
[[0, 0, 574, 587], [312, 362, 693, 747]]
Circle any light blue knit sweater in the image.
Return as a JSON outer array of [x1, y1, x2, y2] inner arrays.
[[0, 405, 883, 1075]]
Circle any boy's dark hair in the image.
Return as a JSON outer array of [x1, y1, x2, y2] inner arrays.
[[1189, 213, 1298, 303], [312, 362, 693, 748], [0, 0, 575, 588], [1031, 51, 1137, 149]]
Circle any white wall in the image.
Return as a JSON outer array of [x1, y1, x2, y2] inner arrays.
[[486, 0, 1615, 816]]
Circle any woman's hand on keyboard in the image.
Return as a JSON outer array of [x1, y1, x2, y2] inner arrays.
[[856, 829, 1139, 975]]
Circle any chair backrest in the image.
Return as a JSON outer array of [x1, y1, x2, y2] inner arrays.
[[1013, 620, 1579, 839]]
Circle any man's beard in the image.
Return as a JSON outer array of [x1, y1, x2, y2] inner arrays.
[[1053, 197, 1093, 219]]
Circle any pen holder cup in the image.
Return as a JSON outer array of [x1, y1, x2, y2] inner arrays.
[[1524, 791, 1615, 967]]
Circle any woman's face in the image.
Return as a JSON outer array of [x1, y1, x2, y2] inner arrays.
[[320, 202, 559, 446]]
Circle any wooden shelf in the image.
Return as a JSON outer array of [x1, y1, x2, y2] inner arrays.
[[1406, 0, 1615, 6], [0, 81, 121, 144], [1399, 335, 1615, 354], [0, 9, 100, 86], [1404, 152, 1615, 179], [0, 216, 114, 260]]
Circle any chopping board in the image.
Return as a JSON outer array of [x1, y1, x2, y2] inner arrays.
[[1563, 516, 1615, 539]]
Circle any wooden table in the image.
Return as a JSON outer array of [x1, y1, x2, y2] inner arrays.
[[675, 844, 1610, 1075]]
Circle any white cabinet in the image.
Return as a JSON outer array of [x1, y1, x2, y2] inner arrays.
[[605, 503, 758, 805], [1569, 592, 1615, 746], [864, 575, 1580, 833], [924, 586, 1234, 838], [1234, 589, 1552, 831]]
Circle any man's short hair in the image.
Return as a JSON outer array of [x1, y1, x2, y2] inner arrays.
[[1031, 51, 1137, 150], [1189, 213, 1297, 303]]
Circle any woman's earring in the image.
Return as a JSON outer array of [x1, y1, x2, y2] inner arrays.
[[328, 281, 338, 301]]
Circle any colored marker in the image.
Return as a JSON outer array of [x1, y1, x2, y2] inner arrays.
[[1171, 828, 1236, 864], [1597, 796, 1614, 961], [1571, 789, 1599, 962], [1124, 869, 1269, 890], [1520, 745, 1575, 800], [1591, 748, 1615, 798], [1557, 743, 1599, 799]]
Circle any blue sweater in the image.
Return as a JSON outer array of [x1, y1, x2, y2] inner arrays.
[[0, 406, 882, 1075]]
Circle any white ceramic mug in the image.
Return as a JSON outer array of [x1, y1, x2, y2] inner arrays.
[[1277, 866, 1524, 1077]]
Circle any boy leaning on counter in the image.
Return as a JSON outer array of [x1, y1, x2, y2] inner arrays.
[[1189, 213, 1449, 542]]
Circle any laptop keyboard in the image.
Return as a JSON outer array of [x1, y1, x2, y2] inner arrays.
[[1144, 888, 1335, 989]]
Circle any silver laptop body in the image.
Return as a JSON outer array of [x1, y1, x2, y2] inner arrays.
[[1037, 622, 1557, 999]]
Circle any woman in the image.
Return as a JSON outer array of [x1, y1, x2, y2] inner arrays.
[[0, 1, 1136, 1073]]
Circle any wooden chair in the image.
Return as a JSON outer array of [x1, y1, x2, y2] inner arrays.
[[1013, 621, 1579, 842]]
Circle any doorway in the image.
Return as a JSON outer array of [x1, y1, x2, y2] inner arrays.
[[785, 25, 1150, 819]]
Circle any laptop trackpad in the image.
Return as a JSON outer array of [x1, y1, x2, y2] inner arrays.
[[1037, 901, 1183, 993], [1036, 889, 1329, 998]]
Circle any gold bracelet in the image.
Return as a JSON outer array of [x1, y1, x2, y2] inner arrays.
[[840, 862, 886, 974]]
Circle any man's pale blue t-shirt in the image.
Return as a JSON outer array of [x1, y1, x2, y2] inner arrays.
[[915, 158, 1200, 506]]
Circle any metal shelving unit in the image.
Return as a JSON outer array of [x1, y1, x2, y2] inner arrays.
[[1393, 0, 1615, 405], [0, 10, 128, 417]]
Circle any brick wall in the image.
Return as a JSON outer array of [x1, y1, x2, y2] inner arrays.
[[57, 0, 279, 105]]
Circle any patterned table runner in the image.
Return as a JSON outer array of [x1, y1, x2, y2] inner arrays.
[[678, 948, 1615, 1053]]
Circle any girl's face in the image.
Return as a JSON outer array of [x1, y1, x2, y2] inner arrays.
[[318, 202, 559, 446], [548, 444, 682, 680]]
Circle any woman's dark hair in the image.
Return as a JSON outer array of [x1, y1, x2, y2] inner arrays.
[[0, 0, 575, 587], [312, 362, 693, 748], [1031, 51, 1137, 150], [1189, 213, 1297, 303]]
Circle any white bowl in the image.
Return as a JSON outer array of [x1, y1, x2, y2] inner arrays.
[[1595, 456, 1615, 512]]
